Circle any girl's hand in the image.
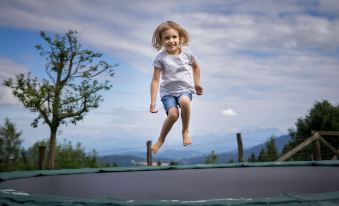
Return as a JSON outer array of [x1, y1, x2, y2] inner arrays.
[[195, 84, 203, 95], [150, 103, 158, 113]]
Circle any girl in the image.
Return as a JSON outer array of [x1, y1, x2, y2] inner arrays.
[[149, 21, 203, 153]]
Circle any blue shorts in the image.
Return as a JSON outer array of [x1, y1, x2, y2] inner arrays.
[[161, 93, 192, 114]]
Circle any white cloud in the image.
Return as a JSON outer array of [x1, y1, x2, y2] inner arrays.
[[0, 57, 28, 77], [222, 108, 237, 117]]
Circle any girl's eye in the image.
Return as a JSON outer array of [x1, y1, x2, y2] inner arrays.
[[163, 35, 177, 40]]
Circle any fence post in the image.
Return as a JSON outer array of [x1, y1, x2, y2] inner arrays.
[[312, 131, 321, 161], [146, 141, 152, 166], [38, 145, 46, 170], [315, 139, 321, 161], [236, 133, 243, 162]]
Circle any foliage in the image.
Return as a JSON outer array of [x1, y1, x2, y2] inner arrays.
[[0, 118, 23, 171], [265, 137, 279, 161], [35, 139, 101, 169], [2, 138, 104, 171], [59, 140, 99, 168], [0, 117, 105, 171], [254, 137, 279, 162], [283, 100, 339, 161], [248, 152, 256, 162], [19, 139, 48, 171], [169, 161, 178, 166], [257, 148, 267, 162], [205, 150, 218, 164], [3, 30, 116, 169]]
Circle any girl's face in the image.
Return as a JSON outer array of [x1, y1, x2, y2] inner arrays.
[[161, 28, 180, 55]]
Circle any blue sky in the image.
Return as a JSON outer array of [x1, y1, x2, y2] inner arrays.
[[0, 0, 339, 155]]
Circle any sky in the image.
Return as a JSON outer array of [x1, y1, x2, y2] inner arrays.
[[0, 0, 339, 155]]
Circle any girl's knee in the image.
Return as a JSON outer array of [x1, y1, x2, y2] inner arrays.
[[167, 108, 179, 122]]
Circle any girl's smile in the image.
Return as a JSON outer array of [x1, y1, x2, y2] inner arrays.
[[161, 28, 181, 55]]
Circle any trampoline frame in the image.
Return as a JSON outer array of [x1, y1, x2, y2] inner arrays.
[[1, 161, 339, 206]]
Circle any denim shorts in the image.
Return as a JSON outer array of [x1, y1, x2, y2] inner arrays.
[[161, 93, 192, 114]]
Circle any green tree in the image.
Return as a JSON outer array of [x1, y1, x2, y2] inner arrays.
[[0, 118, 23, 171], [24, 139, 101, 170], [23, 139, 48, 170], [257, 137, 279, 162], [283, 100, 339, 161], [248, 152, 256, 162], [169, 161, 178, 166], [265, 137, 278, 161], [3, 30, 116, 169], [157, 161, 162, 166], [205, 150, 218, 164], [257, 148, 267, 162], [55, 139, 99, 169]]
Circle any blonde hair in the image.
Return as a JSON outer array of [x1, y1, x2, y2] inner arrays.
[[152, 21, 190, 51]]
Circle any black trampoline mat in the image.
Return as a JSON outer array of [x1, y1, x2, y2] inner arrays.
[[1, 166, 339, 200]]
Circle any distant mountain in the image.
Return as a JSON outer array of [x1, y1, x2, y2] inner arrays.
[[98, 154, 176, 167], [98, 149, 204, 166], [98, 155, 145, 167], [98, 134, 291, 166], [154, 149, 205, 160], [243, 134, 291, 157], [178, 134, 292, 164]]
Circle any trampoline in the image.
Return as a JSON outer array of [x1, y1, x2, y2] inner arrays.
[[1, 161, 339, 205]]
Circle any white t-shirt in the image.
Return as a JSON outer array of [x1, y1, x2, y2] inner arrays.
[[153, 47, 197, 98]]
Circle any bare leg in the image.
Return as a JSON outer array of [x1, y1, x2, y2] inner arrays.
[[151, 107, 179, 153], [179, 96, 191, 146]]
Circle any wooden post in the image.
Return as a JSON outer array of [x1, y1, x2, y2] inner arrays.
[[38, 145, 46, 170], [312, 131, 321, 161], [146, 141, 152, 166], [318, 131, 339, 136], [277, 132, 319, 161], [318, 136, 339, 158], [277, 131, 339, 162], [314, 139, 321, 161], [236, 133, 243, 163]]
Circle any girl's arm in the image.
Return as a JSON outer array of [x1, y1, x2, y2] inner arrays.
[[150, 67, 161, 113], [192, 62, 203, 95]]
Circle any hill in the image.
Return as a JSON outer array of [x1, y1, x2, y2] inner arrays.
[[98, 155, 145, 167], [178, 134, 292, 164], [98, 134, 291, 166]]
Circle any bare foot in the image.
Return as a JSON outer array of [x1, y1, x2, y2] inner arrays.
[[182, 131, 192, 146], [151, 140, 164, 153]]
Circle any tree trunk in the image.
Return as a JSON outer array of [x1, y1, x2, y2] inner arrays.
[[48, 128, 57, 169]]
